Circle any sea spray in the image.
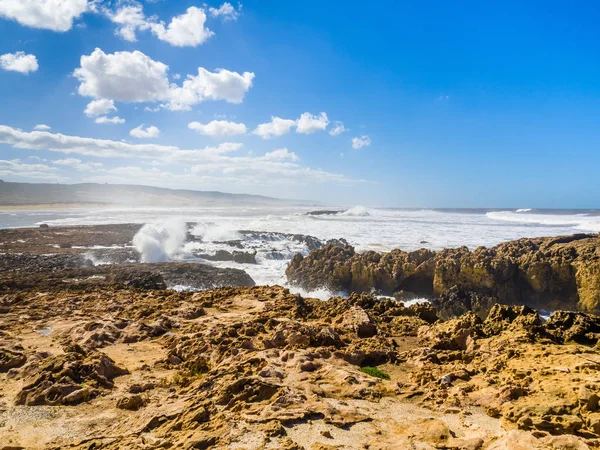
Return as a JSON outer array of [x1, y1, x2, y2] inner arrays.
[[341, 206, 370, 217], [190, 223, 241, 242], [133, 219, 187, 262]]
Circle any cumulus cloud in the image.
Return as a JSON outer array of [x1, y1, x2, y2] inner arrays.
[[34, 124, 51, 131], [253, 116, 297, 140], [209, 2, 241, 21], [130, 125, 160, 139], [296, 112, 329, 134], [107, 3, 213, 47], [74, 48, 170, 103], [352, 135, 371, 149], [73, 48, 254, 111], [95, 116, 125, 124], [150, 7, 213, 47], [0, 124, 358, 186], [84, 99, 116, 117], [0, 0, 89, 32], [263, 148, 298, 162], [53, 158, 103, 171], [329, 121, 348, 136], [0, 51, 38, 74], [188, 120, 247, 137], [168, 68, 255, 110]]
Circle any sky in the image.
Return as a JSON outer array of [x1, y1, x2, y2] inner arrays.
[[0, 0, 599, 208]]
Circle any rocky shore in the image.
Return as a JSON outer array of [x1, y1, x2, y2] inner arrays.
[[286, 234, 600, 316], [1, 224, 600, 448]]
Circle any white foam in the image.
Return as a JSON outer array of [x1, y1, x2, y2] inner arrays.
[[190, 223, 241, 242], [341, 206, 370, 216], [516, 208, 532, 213], [486, 211, 600, 233], [133, 219, 187, 263]]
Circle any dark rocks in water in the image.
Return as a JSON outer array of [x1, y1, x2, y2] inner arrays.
[[88, 247, 140, 264], [113, 270, 167, 290], [198, 250, 257, 264], [0, 253, 94, 274], [286, 234, 600, 315], [152, 262, 255, 289], [305, 210, 345, 216], [237, 230, 325, 252], [0, 257, 256, 292], [39, 223, 49, 229]]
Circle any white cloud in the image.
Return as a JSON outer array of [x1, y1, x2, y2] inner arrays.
[[0, 51, 38, 74], [0, 124, 359, 186], [263, 148, 298, 162], [296, 112, 329, 134], [150, 7, 213, 47], [0, 159, 64, 181], [130, 125, 160, 139], [74, 48, 170, 103], [329, 121, 348, 136], [95, 116, 125, 124], [73, 48, 254, 111], [352, 135, 371, 149], [53, 158, 103, 171], [108, 3, 147, 42], [168, 67, 255, 110], [188, 120, 247, 137], [34, 124, 51, 131], [84, 99, 116, 117], [209, 2, 241, 21], [107, 4, 213, 47], [253, 116, 297, 140], [253, 112, 332, 139], [0, 0, 89, 32]]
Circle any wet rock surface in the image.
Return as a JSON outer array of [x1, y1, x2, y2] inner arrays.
[[286, 234, 600, 314]]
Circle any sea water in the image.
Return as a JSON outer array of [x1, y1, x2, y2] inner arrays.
[[1, 206, 599, 298]]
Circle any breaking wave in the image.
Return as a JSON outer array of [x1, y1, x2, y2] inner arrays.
[[341, 206, 370, 217], [486, 211, 600, 233], [133, 220, 187, 263]]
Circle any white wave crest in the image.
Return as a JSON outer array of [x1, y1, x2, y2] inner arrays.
[[342, 206, 370, 217], [516, 208, 532, 213], [486, 211, 600, 233], [191, 223, 241, 242], [133, 220, 187, 263]]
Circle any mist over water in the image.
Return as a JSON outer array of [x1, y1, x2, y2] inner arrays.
[[2, 205, 599, 298]]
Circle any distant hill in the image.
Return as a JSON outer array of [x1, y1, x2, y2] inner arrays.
[[0, 181, 317, 207]]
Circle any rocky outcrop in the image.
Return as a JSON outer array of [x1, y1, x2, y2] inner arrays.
[[286, 234, 600, 314], [1, 283, 599, 448], [14, 344, 127, 406], [0, 258, 256, 292]]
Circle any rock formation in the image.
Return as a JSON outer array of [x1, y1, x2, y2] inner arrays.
[[286, 234, 600, 314]]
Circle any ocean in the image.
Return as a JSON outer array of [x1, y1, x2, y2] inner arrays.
[[1, 206, 599, 298]]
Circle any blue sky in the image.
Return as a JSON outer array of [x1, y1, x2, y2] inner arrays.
[[0, 0, 599, 207]]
